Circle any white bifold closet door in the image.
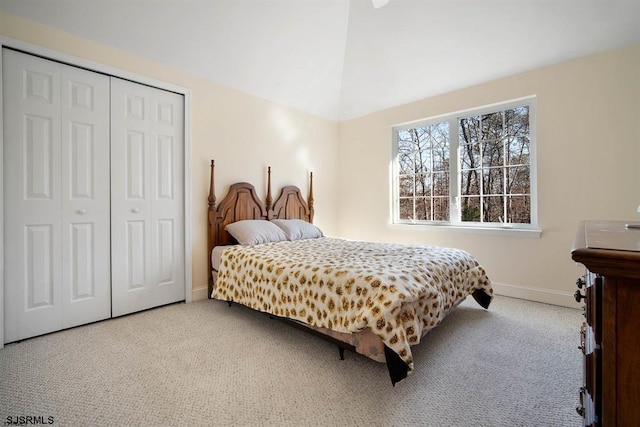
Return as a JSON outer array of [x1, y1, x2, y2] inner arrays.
[[3, 49, 111, 342], [110, 78, 185, 317]]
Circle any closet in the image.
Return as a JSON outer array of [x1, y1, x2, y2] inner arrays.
[[2, 49, 185, 343]]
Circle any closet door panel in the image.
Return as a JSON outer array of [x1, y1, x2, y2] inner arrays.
[[111, 80, 152, 316], [111, 78, 184, 317], [60, 63, 111, 328], [3, 50, 110, 342], [150, 87, 185, 305], [3, 51, 62, 342]]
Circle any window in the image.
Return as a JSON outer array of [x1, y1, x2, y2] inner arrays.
[[393, 98, 536, 229]]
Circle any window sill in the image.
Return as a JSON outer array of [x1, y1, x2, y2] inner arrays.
[[388, 222, 542, 238]]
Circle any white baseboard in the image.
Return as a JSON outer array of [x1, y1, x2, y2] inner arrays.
[[492, 282, 581, 309], [191, 285, 209, 301]]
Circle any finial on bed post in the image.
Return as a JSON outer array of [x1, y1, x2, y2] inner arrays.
[[208, 159, 216, 210], [266, 166, 273, 212], [309, 171, 315, 222]]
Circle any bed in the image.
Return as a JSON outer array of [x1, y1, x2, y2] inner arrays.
[[207, 160, 493, 384]]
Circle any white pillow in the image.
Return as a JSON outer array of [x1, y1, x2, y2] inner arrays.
[[271, 219, 323, 241], [225, 220, 288, 245]]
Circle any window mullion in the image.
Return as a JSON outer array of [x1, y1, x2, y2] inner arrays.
[[502, 112, 508, 224], [450, 118, 459, 224], [429, 132, 434, 221], [412, 150, 417, 222], [479, 118, 484, 224]]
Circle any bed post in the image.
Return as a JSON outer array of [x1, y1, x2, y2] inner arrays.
[[266, 166, 273, 212], [309, 171, 315, 223], [207, 160, 216, 298], [208, 160, 216, 210]]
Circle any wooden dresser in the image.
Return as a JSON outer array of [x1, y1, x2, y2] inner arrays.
[[571, 220, 640, 426]]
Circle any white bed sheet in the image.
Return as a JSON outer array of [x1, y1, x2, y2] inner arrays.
[[211, 245, 234, 271]]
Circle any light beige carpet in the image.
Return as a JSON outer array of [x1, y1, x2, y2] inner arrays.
[[0, 295, 582, 426]]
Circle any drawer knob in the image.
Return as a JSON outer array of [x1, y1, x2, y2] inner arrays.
[[576, 277, 585, 289], [576, 406, 585, 417], [574, 290, 585, 302]]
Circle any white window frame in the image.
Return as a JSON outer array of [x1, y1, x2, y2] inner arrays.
[[391, 96, 539, 234]]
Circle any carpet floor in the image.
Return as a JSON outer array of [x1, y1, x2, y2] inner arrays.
[[0, 295, 582, 426]]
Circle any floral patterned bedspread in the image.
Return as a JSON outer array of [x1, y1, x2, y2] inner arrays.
[[212, 237, 492, 373]]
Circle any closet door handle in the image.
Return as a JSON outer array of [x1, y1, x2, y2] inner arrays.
[[131, 208, 140, 213], [76, 209, 86, 215]]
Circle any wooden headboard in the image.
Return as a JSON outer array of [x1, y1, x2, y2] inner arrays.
[[207, 160, 314, 295], [272, 184, 314, 223]]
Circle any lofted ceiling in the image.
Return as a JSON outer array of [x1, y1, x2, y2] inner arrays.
[[0, 0, 639, 120]]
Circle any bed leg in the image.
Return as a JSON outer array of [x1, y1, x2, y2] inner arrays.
[[338, 346, 345, 361], [227, 301, 232, 307], [472, 289, 492, 309]]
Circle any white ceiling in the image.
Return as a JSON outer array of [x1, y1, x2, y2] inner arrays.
[[1, 0, 639, 120]]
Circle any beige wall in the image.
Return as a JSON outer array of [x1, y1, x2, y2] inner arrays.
[[338, 43, 640, 307], [0, 12, 340, 300]]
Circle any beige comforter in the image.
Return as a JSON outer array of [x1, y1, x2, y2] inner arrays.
[[213, 237, 492, 372]]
